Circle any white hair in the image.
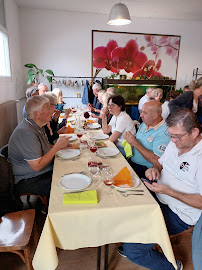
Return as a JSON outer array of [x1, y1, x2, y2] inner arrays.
[[38, 83, 48, 90], [92, 83, 102, 91], [25, 95, 49, 119], [42, 92, 57, 105], [52, 88, 62, 101], [150, 88, 163, 98], [107, 87, 117, 96], [146, 87, 154, 93]]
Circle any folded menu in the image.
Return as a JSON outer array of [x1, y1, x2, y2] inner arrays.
[[113, 167, 133, 187], [66, 125, 74, 134], [63, 190, 98, 204]]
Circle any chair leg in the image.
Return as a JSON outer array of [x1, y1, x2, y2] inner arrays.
[[24, 247, 33, 270]]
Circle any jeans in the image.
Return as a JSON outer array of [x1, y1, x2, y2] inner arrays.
[[15, 170, 53, 196], [128, 160, 148, 179], [123, 200, 190, 270]]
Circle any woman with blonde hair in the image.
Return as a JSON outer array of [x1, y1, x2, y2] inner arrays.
[[169, 77, 202, 121], [150, 88, 163, 102]]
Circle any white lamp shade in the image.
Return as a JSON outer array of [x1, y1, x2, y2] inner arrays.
[[107, 3, 131, 25]]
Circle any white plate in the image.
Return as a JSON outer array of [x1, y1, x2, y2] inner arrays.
[[88, 117, 98, 121], [58, 174, 91, 191], [67, 117, 75, 122], [112, 176, 140, 190], [64, 135, 78, 141], [92, 134, 109, 140], [57, 149, 80, 159], [88, 123, 101, 129], [97, 147, 119, 157]]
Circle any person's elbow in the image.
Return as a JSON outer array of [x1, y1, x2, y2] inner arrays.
[[27, 159, 42, 172]]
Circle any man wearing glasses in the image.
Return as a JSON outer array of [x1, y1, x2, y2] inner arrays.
[[122, 108, 202, 270]]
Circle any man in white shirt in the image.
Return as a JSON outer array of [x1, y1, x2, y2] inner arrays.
[[138, 87, 153, 112], [122, 108, 202, 270]]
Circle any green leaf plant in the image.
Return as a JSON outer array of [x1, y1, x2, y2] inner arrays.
[[24, 64, 54, 85]]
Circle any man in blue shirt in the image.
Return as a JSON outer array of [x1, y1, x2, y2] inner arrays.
[[87, 83, 102, 116], [124, 100, 170, 178]]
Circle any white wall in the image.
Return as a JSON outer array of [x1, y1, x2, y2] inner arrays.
[[0, 0, 24, 122], [19, 7, 202, 97]]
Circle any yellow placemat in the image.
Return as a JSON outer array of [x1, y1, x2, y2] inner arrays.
[[63, 190, 98, 204]]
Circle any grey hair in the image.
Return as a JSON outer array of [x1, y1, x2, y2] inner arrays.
[[98, 90, 106, 97], [42, 92, 57, 105], [26, 86, 38, 98], [189, 77, 202, 91], [52, 88, 62, 100], [167, 108, 201, 133], [107, 87, 117, 96], [25, 95, 50, 119], [38, 83, 48, 90], [92, 83, 102, 91]]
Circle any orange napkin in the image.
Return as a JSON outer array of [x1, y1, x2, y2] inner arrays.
[[66, 125, 74, 134], [86, 119, 95, 123], [113, 167, 133, 187]]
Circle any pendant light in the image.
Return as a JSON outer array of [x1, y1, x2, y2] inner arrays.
[[107, 2, 131, 25]]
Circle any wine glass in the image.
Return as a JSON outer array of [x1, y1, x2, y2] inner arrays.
[[88, 161, 100, 183], [88, 140, 98, 156], [101, 168, 114, 194], [76, 128, 83, 143], [80, 140, 88, 157]]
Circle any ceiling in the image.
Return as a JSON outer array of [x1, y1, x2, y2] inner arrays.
[[15, 0, 202, 21]]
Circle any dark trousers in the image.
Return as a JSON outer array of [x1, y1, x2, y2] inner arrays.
[[15, 170, 53, 197], [128, 160, 148, 179]]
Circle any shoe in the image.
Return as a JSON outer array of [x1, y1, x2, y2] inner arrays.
[[176, 259, 183, 270], [41, 205, 47, 215], [117, 245, 126, 258]]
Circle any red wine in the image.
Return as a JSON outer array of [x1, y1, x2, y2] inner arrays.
[[88, 161, 97, 167], [90, 147, 97, 153], [77, 134, 83, 138], [72, 110, 76, 113], [104, 180, 113, 186]]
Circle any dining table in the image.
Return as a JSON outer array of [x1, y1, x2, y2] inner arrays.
[[32, 113, 177, 270]]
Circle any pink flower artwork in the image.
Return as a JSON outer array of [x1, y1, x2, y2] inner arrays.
[[132, 59, 162, 78]]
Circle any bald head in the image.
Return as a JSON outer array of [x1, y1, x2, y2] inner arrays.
[[141, 100, 163, 126]]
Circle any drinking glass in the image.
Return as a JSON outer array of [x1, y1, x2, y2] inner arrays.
[[88, 140, 98, 157], [101, 168, 114, 194], [80, 140, 88, 157], [88, 161, 100, 183]]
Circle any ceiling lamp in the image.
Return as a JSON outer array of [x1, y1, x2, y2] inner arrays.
[[107, 2, 131, 25]]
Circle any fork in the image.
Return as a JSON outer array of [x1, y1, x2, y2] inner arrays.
[[121, 193, 144, 197]]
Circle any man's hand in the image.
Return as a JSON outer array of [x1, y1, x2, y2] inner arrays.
[[54, 136, 72, 151], [124, 131, 137, 146], [87, 103, 93, 110], [52, 109, 60, 122], [144, 181, 170, 195], [64, 108, 71, 119], [145, 167, 161, 181]]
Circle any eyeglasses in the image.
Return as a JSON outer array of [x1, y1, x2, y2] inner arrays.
[[164, 129, 189, 141]]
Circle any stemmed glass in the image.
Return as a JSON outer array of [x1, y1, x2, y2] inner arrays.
[[80, 140, 88, 157], [101, 167, 114, 194], [88, 140, 98, 157], [76, 128, 83, 143], [88, 161, 100, 184]]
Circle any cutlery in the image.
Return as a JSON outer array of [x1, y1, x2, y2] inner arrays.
[[116, 189, 144, 193], [63, 171, 86, 176], [63, 189, 92, 194], [122, 193, 144, 197]]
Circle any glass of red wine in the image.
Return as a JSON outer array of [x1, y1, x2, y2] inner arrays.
[[76, 128, 83, 143], [88, 140, 98, 157]]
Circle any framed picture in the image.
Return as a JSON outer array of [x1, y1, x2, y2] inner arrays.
[[92, 30, 181, 80]]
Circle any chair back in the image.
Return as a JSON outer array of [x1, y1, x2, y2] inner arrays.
[[131, 106, 140, 121]]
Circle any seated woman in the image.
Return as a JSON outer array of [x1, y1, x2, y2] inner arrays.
[[52, 88, 65, 112], [150, 88, 163, 102], [101, 95, 136, 156]]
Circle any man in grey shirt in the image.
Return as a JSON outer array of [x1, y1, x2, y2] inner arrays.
[[9, 95, 72, 196]]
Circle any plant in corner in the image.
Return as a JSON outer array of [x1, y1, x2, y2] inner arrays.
[[24, 63, 54, 85]]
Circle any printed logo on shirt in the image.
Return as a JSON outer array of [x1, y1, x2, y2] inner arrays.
[[180, 162, 190, 172], [158, 144, 167, 152]]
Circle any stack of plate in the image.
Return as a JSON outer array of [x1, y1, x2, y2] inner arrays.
[[57, 149, 80, 159], [92, 134, 109, 140], [96, 147, 119, 158]]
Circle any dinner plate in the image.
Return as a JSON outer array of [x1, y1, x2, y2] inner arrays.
[[88, 117, 98, 121], [66, 117, 75, 122], [92, 134, 109, 140], [112, 176, 140, 190], [97, 147, 119, 157], [88, 123, 101, 129], [57, 149, 80, 159], [58, 174, 91, 191], [64, 134, 78, 141]]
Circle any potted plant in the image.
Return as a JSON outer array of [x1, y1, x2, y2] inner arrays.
[[24, 63, 54, 85]]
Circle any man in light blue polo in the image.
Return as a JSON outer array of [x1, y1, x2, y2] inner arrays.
[[124, 100, 170, 178]]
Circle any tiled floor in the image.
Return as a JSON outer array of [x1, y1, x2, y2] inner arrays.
[[0, 196, 194, 270]]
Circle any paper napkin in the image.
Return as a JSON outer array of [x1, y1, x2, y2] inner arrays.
[[122, 140, 133, 159], [66, 125, 74, 134], [63, 190, 98, 204], [113, 167, 133, 187]]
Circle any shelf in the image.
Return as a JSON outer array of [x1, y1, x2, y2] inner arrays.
[[103, 79, 176, 86]]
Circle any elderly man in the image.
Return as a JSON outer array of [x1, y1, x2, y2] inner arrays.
[[8, 95, 71, 196], [124, 100, 170, 178], [88, 83, 102, 116], [138, 87, 154, 112], [23, 86, 39, 118], [38, 83, 48, 95], [122, 108, 202, 270]]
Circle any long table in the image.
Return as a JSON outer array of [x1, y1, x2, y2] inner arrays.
[[32, 129, 177, 270]]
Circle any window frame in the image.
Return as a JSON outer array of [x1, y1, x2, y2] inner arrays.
[[0, 24, 11, 80]]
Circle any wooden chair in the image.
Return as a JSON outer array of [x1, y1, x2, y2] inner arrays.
[[19, 193, 48, 211], [0, 209, 36, 270]]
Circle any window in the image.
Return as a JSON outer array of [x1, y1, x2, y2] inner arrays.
[[0, 28, 11, 77]]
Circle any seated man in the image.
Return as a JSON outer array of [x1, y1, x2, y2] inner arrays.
[[87, 83, 102, 116], [38, 83, 48, 95], [122, 108, 202, 270], [23, 86, 39, 118], [124, 100, 170, 178], [8, 95, 72, 197], [138, 87, 153, 113]]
